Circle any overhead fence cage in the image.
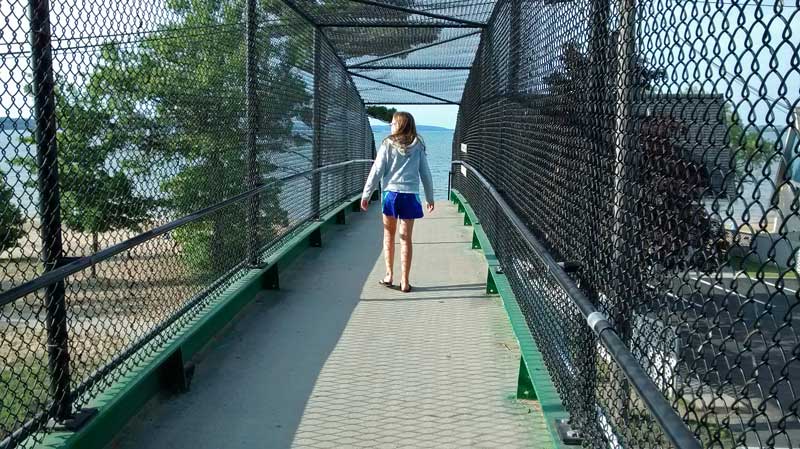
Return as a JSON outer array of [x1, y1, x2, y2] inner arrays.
[[2, 0, 800, 449]]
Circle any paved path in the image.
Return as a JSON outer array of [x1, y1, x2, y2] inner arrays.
[[105, 203, 551, 449]]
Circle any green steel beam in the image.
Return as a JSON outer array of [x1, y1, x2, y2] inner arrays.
[[451, 189, 568, 449], [29, 195, 364, 449]]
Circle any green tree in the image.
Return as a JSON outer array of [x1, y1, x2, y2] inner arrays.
[[0, 170, 25, 254], [18, 84, 155, 273], [723, 103, 774, 182], [73, 0, 317, 274], [18, 0, 437, 276], [366, 106, 397, 122]]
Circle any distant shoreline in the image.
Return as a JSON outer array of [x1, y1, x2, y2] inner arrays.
[[371, 125, 454, 133]]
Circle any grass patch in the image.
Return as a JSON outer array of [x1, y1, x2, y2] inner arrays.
[[0, 362, 49, 442], [729, 256, 797, 279]]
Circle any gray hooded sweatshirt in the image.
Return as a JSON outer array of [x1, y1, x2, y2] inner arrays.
[[362, 136, 434, 204]]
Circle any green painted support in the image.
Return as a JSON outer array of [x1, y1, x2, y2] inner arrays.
[[335, 209, 347, 225], [458, 201, 465, 213], [158, 348, 192, 394], [262, 264, 279, 290], [309, 228, 322, 247], [517, 357, 537, 400], [28, 194, 364, 449], [463, 213, 472, 226], [486, 268, 498, 294], [472, 229, 481, 249], [451, 189, 568, 449], [352, 200, 361, 212]]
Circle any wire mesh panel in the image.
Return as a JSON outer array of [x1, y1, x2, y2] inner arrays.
[[288, 0, 495, 27], [0, 0, 372, 446], [317, 35, 371, 216], [282, 1, 495, 105], [454, 0, 800, 447], [324, 25, 483, 104]]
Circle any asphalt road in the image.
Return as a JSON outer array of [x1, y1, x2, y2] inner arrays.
[[644, 273, 800, 447]]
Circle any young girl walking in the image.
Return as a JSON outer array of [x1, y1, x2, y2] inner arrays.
[[360, 112, 434, 293]]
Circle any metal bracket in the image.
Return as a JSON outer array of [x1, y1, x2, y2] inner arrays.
[[54, 256, 81, 269], [516, 358, 536, 400], [495, 265, 504, 275], [159, 348, 193, 394], [309, 228, 322, 247], [335, 209, 347, 225], [262, 264, 280, 290], [51, 407, 98, 431], [471, 230, 481, 249], [557, 261, 582, 273], [486, 268, 498, 294], [555, 419, 583, 445]]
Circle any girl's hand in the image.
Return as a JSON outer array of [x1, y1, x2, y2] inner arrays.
[[360, 199, 369, 211], [426, 202, 435, 214]]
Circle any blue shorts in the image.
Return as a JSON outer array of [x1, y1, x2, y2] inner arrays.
[[382, 191, 424, 219]]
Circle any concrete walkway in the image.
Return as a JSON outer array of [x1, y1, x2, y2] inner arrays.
[[105, 203, 551, 449]]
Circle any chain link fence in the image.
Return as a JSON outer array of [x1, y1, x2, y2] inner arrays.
[[453, 0, 799, 447], [0, 0, 372, 446]]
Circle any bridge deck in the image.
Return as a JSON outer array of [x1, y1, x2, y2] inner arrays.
[[105, 203, 552, 449]]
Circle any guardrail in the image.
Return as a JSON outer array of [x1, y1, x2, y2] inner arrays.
[[452, 160, 701, 449], [0, 160, 372, 449]]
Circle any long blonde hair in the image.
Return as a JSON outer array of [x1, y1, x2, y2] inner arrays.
[[389, 111, 418, 146]]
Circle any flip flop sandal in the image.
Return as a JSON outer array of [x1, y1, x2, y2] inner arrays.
[[400, 284, 412, 293], [378, 279, 393, 288]]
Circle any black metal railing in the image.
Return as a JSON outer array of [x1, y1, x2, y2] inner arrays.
[[453, 0, 800, 448], [0, 0, 372, 446], [453, 160, 701, 449]]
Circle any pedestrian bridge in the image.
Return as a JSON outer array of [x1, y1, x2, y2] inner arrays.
[[96, 200, 559, 449], [2, 0, 800, 448]]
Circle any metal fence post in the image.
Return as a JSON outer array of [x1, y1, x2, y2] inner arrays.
[[571, 0, 612, 435], [498, 0, 522, 196], [311, 28, 322, 219], [610, 0, 639, 431], [245, 0, 261, 266], [29, 0, 73, 422]]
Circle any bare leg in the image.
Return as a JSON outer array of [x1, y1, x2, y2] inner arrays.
[[383, 215, 397, 283], [398, 219, 415, 290]]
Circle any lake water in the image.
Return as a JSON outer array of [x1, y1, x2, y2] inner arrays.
[[0, 131, 38, 215]]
